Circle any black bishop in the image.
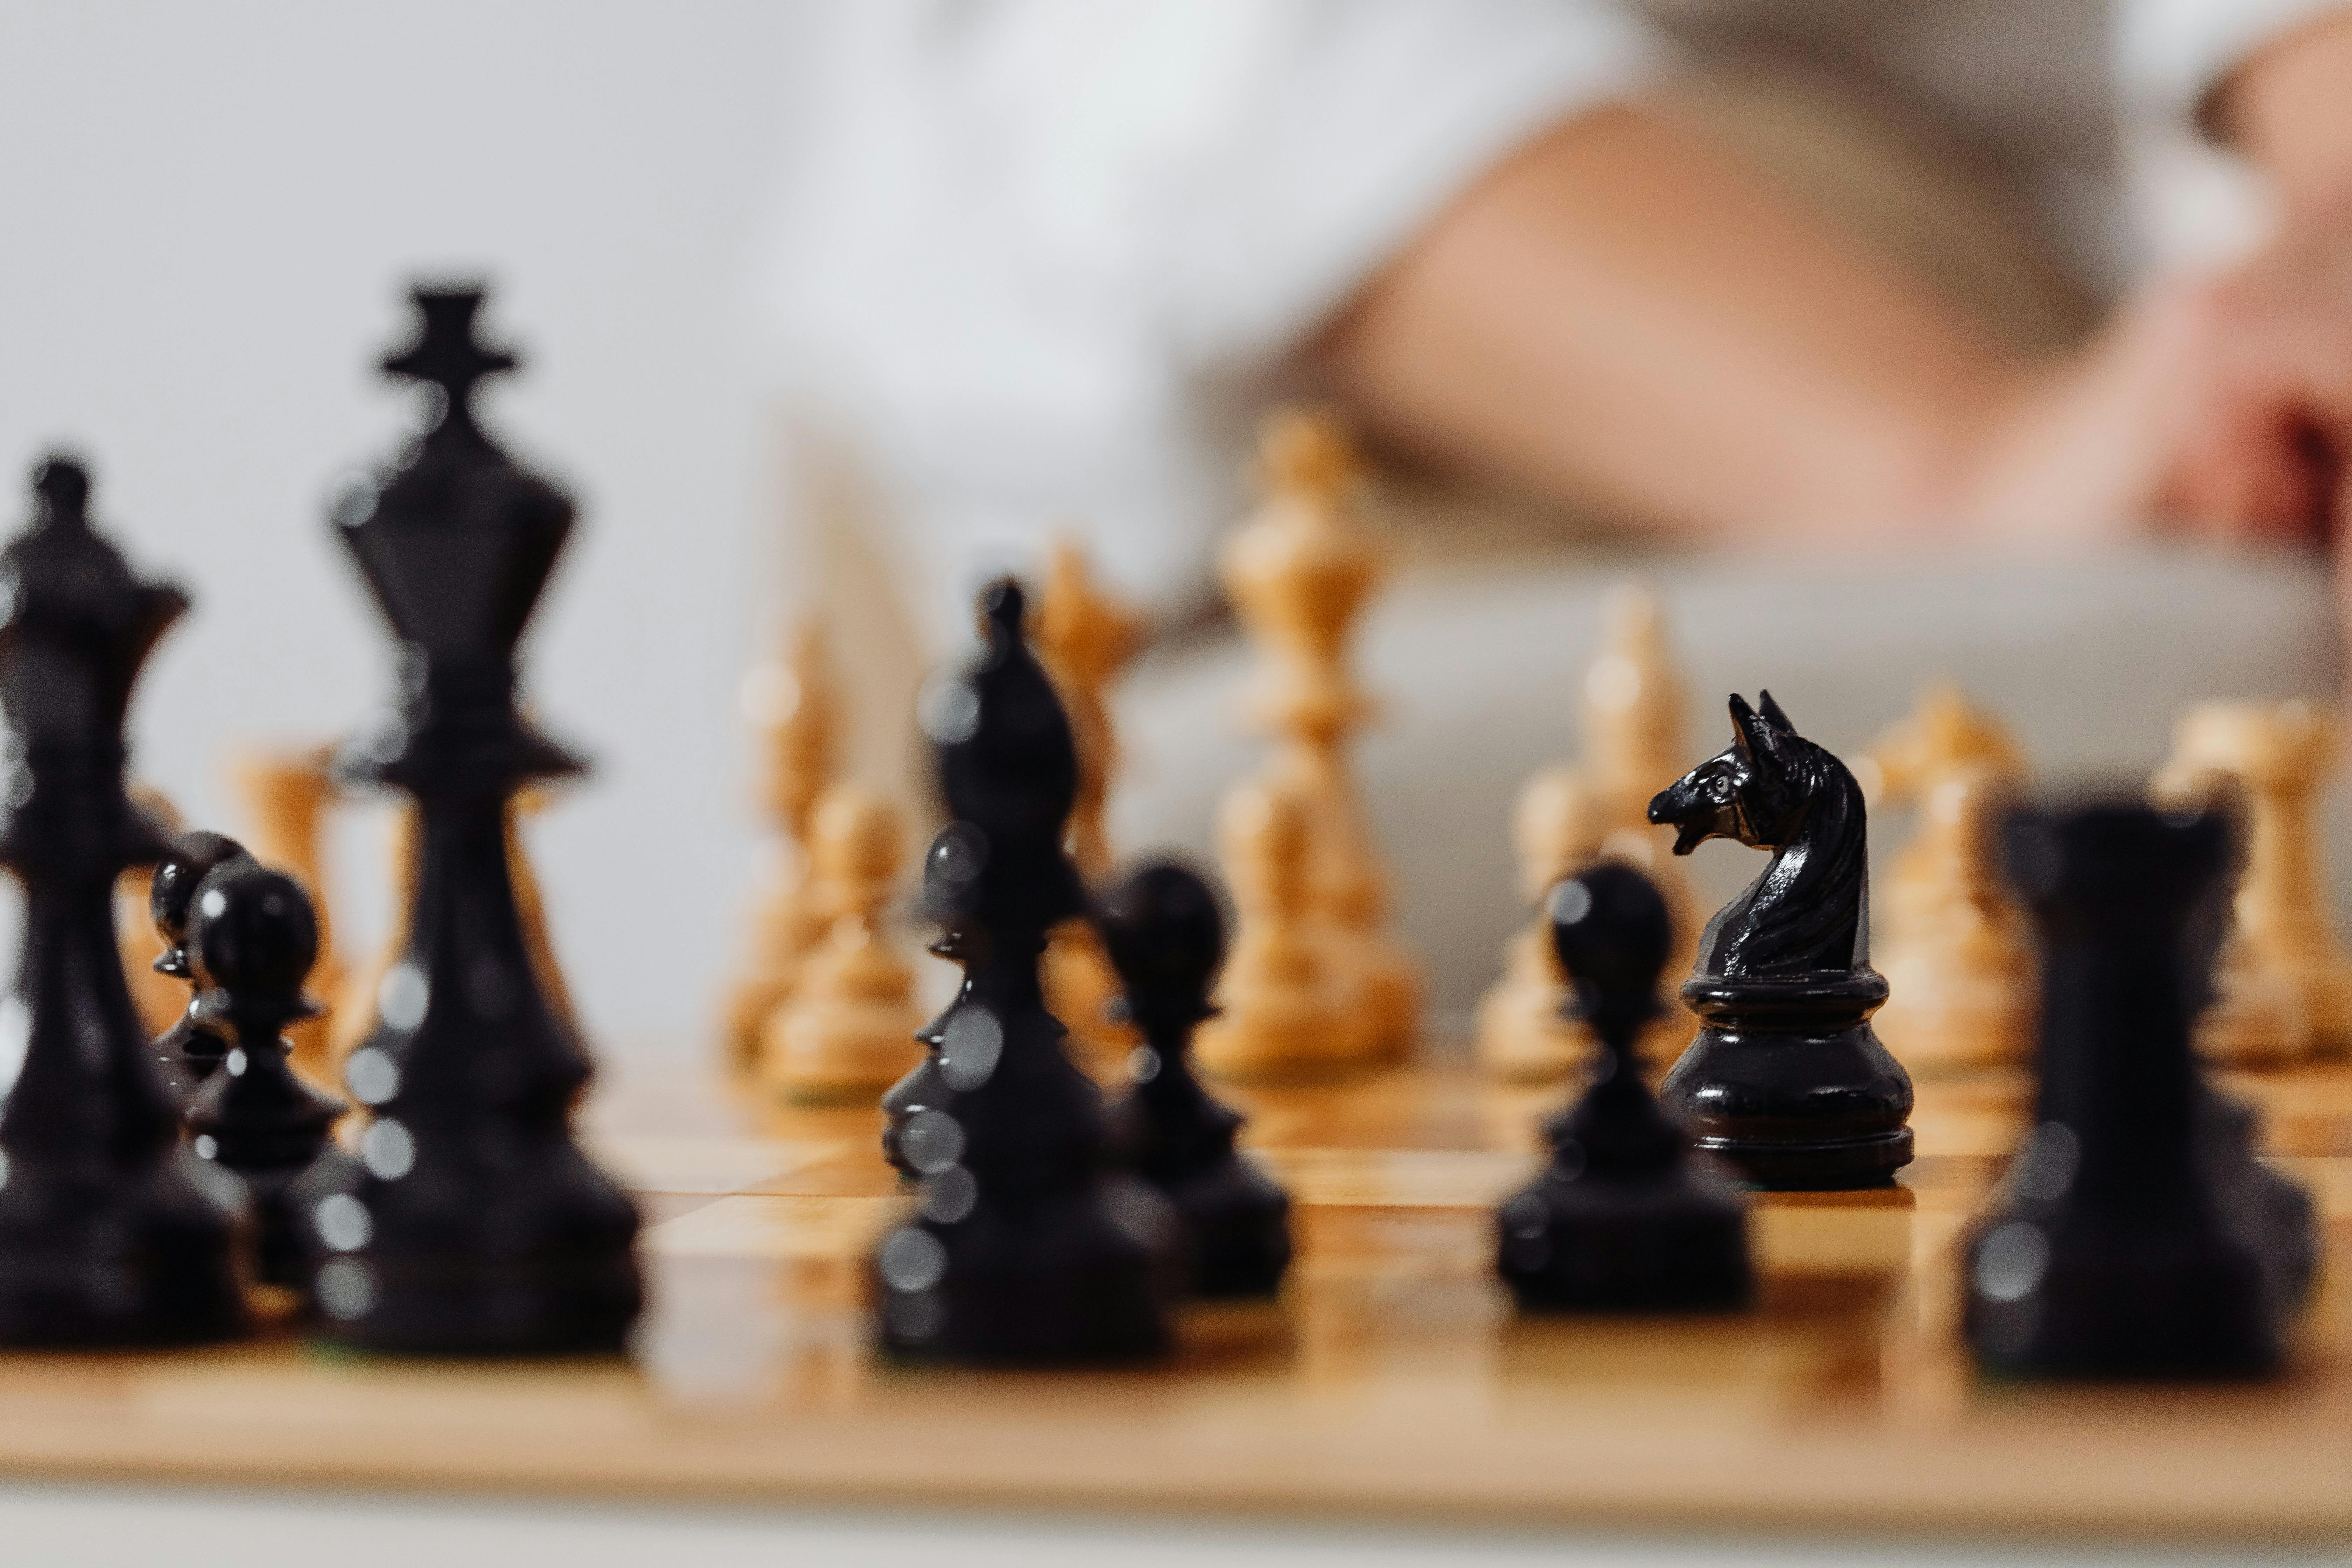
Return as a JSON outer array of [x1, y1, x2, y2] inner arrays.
[[872, 579, 1179, 1362]]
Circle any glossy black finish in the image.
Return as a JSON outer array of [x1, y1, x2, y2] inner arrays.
[[1099, 860, 1291, 1300], [0, 457, 246, 1346], [873, 580, 1178, 1363], [291, 288, 640, 1356], [1650, 693, 1913, 1190], [183, 863, 345, 1289], [880, 824, 982, 1179], [148, 830, 256, 1107], [1497, 863, 1750, 1312], [1963, 803, 2314, 1379]]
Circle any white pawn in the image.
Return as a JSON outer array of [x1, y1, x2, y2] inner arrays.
[[760, 783, 923, 1100], [2153, 700, 2352, 1066], [1475, 767, 1604, 1081], [1865, 684, 2033, 1073], [1197, 782, 1362, 1079]]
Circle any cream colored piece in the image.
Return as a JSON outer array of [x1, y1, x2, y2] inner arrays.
[[507, 786, 576, 1032], [723, 623, 839, 1077], [230, 746, 348, 1082], [1475, 768, 1601, 1082], [1032, 537, 1143, 883], [119, 783, 186, 1039], [1032, 538, 1146, 1079], [1218, 410, 1418, 1065], [760, 783, 923, 1101], [2152, 700, 2352, 1066], [328, 803, 418, 1069], [1864, 683, 2033, 1074], [1475, 586, 1698, 1080], [1196, 783, 1364, 1079]]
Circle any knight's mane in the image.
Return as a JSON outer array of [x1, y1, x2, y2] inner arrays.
[[1725, 734, 1869, 976]]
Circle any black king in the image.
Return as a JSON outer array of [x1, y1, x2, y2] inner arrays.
[[293, 288, 640, 1353]]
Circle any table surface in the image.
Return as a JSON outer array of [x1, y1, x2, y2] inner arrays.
[[0, 1049, 2345, 1541]]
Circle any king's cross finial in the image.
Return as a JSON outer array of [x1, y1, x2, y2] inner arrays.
[[31, 455, 91, 531], [380, 287, 517, 421]]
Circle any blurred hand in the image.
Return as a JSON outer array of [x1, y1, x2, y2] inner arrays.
[[1954, 235, 2352, 550]]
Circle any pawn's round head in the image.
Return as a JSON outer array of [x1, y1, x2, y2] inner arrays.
[[1548, 861, 1671, 1006], [149, 830, 253, 977], [187, 862, 319, 1004], [1094, 860, 1226, 1016]]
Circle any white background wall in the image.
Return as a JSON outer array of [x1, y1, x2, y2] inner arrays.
[[0, 2, 822, 1050]]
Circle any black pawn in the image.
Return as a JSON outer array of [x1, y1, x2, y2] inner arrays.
[[1098, 860, 1290, 1299], [290, 287, 641, 1355], [1963, 803, 2314, 1378], [183, 863, 346, 1288], [0, 457, 246, 1345], [1496, 862, 1751, 1312], [148, 830, 256, 1107], [872, 579, 1178, 1363], [880, 823, 984, 1180]]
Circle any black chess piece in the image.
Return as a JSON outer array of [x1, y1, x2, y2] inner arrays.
[[880, 823, 983, 1180], [183, 862, 346, 1289], [1098, 859, 1291, 1300], [0, 456, 247, 1346], [1648, 692, 1914, 1189], [148, 830, 257, 1108], [1496, 862, 1751, 1311], [1963, 802, 2314, 1379], [873, 579, 1179, 1363], [289, 287, 641, 1355]]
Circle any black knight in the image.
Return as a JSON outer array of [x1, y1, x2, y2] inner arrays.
[[1647, 692, 1914, 1189]]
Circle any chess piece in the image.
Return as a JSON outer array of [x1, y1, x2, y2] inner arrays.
[[0, 456, 246, 1345], [1496, 862, 1750, 1311], [1572, 587, 1703, 1040], [119, 784, 188, 1038], [723, 623, 836, 1075], [1478, 587, 1700, 1080], [880, 824, 983, 1179], [1649, 693, 1914, 1189], [1475, 767, 1603, 1081], [1865, 684, 2033, 1073], [759, 782, 923, 1100], [1033, 538, 1142, 882], [1194, 781, 1363, 1078], [507, 785, 576, 1029], [873, 578, 1177, 1362], [292, 287, 640, 1354], [1034, 540, 1145, 1078], [1965, 803, 2314, 1377], [148, 830, 259, 1108], [229, 744, 346, 1080], [183, 862, 346, 1288], [325, 802, 417, 1069], [1099, 860, 1292, 1299], [1220, 408, 1418, 1063], [2152, 700, 2352, 1066]]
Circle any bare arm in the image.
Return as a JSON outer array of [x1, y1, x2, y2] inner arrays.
[[1313, 106, 2029, 544], [1316, 99, 2352, 551]]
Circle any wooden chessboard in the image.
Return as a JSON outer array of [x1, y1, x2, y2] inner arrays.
[[0, 1050, 2347, 1540]]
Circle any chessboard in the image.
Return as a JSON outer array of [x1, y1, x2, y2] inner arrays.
[[0, 1048, 2344, 1541]]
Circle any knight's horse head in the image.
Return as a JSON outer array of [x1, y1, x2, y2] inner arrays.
[[1648, 691, 1870, 977], [1647, 692, 1812, 854]]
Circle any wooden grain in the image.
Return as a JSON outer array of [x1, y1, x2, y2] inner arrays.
[[0, 1055, 2345, 1539]]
